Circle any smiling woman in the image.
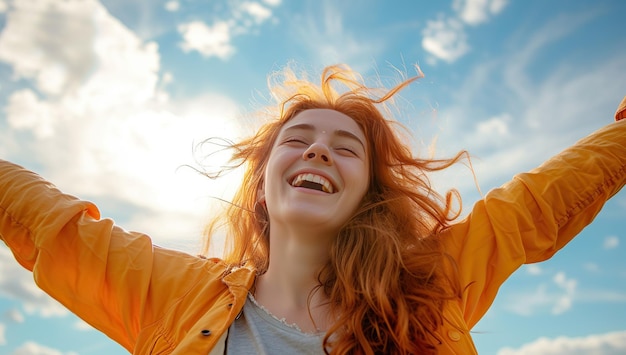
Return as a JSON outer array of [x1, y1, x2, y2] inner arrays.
[[0, 64, 625, 354], [262, 109, 371, 237]]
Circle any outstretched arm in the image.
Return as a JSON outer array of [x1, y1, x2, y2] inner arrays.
[[0, 161, 212, 352], [443, 97, 626, 328]]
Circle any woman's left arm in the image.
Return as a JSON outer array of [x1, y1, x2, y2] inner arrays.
[[443, 98, 626, 328]]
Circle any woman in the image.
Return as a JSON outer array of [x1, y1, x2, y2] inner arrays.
[[1, 64, 625, 354]]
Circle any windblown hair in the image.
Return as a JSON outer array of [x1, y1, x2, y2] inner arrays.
[[204, 64, 466, 354]]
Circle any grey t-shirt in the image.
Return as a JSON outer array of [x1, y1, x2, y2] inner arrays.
[[225, 294, 325, 354]]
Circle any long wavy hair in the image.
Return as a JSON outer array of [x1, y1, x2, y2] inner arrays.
[[204, 64, 466, 354]]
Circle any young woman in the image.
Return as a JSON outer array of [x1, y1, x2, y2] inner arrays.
[[1, 64, 625, 354]]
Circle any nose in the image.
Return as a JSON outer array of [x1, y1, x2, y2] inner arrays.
[[302, 142, 333, 165]]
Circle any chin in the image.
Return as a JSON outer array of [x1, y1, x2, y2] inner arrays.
[[282, 208, 343, 229]]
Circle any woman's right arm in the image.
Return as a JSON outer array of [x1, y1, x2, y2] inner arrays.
[[0, 160, 179, 351]]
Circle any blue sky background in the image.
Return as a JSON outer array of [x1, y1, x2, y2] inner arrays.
[[0, 0, 625, 354]]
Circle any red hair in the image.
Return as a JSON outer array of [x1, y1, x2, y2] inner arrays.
[[204, 64, 465, 354]]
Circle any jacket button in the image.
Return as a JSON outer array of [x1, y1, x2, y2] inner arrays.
[[201, 329, 211, 336], [447, 330, 461, 341]]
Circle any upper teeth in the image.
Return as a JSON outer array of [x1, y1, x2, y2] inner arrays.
[[291, 173, 334, 193]]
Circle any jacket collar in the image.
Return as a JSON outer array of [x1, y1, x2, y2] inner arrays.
[[222, 263, 256, 291]]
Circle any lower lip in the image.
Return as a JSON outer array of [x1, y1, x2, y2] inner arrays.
[[291, 186, 333, 195]]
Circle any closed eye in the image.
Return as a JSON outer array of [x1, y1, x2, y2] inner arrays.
[[336, 146, 359, 156], [284, 138, 308, 145]]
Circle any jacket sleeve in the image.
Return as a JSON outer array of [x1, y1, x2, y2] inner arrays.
[[441, 117, 626, 329], [616, 95, 626, 121], [0, 161, 208, 352]]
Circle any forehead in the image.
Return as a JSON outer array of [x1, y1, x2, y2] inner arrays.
[[281, 109, 366, 140]]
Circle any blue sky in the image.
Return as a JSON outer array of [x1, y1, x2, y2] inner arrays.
[[0, 0, 625, 354]]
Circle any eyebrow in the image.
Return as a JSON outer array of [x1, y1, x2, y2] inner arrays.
[[283, 123, 366, 150]]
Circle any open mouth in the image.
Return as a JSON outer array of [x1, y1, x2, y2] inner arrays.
[[290, 173, 335, 193]]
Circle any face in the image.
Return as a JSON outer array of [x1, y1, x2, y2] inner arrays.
[[262, 109, 370, 234]]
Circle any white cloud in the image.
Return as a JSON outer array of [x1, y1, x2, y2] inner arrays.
[[0, 0, 243, 248], [0, 0, 160, 104], [164, 1, 180, 12], [0, 0, 8, 13], [263, 0, 281, 6], [177, 1, 280, 59], [0, 0, 102, 96], [504, 284, 550, 316], [421, 0, 508, 63], [11, 341, 77, 355], [604, 236, 619, 250], [453, 0, 509, 25], [430, 9, 626, 192], [240, 2, 272, 24], [178, 20, 235, 60], [583, 262, 600, 272], [0, 322, 5, 345], [617, 195, 626, 212], [477, 115, 510, 136], [3, 308, 25, 323], [0, 247, 68, 318], [525, 264, 543, 276], [422, 17, 469, 63], [489, 0, 508, 14], [464, 113, 513, 149], [74, 319, 95, 331], [497, 330, 626, 355], [504, 272, 577, 316], [552, 272, 577, 315], [5, 90, 57, 138]]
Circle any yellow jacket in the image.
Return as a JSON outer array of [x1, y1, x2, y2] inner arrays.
[[1, 102, 625, 354]]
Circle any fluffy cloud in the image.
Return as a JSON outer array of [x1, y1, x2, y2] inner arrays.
[[552, 272, 577, 315], [504, 272, 577, 316], [461, 112, 513, 150], [604, 236, 620, 250], [422, 0, 509, 63], [164, 1, 179, 12], [177, 0, 280, 59], [74, 319, 96, 331], [0, 323, 5, 345], [422, 17, 469, 63], [240, 2, 272, 24], [11, 341, 78, 355], [0, 0, 242, 247], [262, 0, 282, 6], [0, 248, 68, 318], [0, 0, 160, 115], [525, 264, 543, 276], [498, 330, 626, 355], [429, 9, 625, 192], [5, 90, 57, 138], [453, 0, 509, 25], [583, 262, 600, 273], [0, 0, 101, 96], [178, 21, 235, 60], [3, 308, 25, 323]]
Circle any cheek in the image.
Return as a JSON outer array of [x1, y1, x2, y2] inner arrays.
[[263, 152, 289, 194], [263, 165, 278, 196], [344, 160, 370, 195]]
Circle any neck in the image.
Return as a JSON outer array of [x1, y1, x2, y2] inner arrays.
[[253, 222, 334, 332]]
